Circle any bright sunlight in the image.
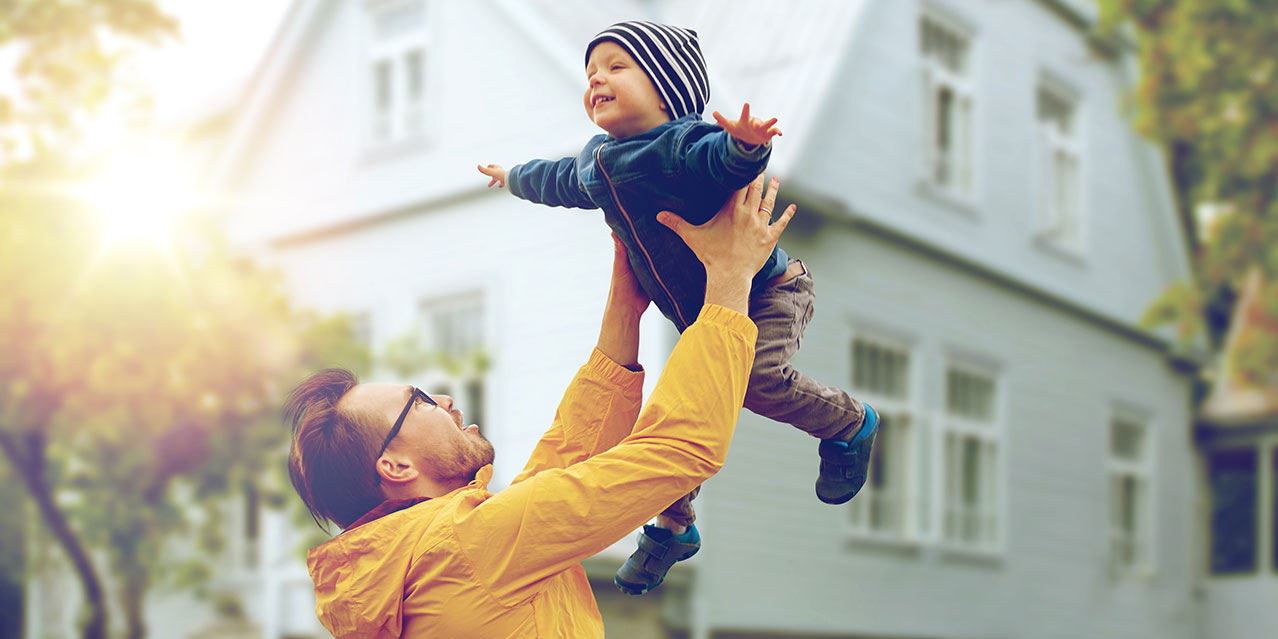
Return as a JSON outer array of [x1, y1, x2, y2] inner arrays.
[[83, 150, 190, 249]]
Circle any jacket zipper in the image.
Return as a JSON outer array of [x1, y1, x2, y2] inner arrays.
[[595, 143, 689, 329]]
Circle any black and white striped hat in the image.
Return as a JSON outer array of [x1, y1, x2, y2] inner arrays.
[[586, 21, 710, 120]]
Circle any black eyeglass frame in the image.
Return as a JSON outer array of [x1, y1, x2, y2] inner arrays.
[[379, 387, 437, 457]]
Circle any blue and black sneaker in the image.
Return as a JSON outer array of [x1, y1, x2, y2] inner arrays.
[[815, 404, 879, 505], [614, 524, 700, 595]]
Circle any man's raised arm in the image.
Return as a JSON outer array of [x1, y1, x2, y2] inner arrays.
[[511, 234, 654, 482], [463, 175, 796, 604]]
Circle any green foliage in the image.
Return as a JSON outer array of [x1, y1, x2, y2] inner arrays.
[[0, 0, 178, 154], [0, 156, 369, 633], [1100, 0, 1278, 383]]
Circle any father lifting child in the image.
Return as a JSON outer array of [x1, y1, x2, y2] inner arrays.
[[479, 20, 880, 596]]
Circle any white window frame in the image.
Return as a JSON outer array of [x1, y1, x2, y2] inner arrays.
[[918, 6, 977, 206], [417, 291, 489, 430], [1107, 406, 1155, 579], [1036, 76, 1086, 254], [936, 358, 1003, 555], [842, 328, 924, 544], [364, 0, 430, 148]]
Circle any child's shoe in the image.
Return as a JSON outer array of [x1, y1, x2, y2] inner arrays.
[[614, 523, 700, 595], [815, 404, 879, 505]]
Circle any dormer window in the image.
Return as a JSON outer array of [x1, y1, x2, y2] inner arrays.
[[367, 0, 428, 146], [1037, 81, 1083, 250], [919, 9, 975, 201]]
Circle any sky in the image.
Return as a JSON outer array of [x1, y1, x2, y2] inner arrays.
[[143, 0, 294, 122]]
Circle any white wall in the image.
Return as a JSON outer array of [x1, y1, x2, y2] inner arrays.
[[793, 0, 1189, 332], [696, 218, 1198, 639]]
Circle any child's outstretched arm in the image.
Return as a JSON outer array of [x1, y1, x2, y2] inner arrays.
[[680, 103, 780, 189], [712, 103, 782, 150], [478, 163, 507, 188], [494, 157, 597, 210]]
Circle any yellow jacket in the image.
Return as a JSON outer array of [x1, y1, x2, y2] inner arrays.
[[306, 305, 757, 638]]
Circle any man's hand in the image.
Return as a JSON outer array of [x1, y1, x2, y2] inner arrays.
[[656, 174, 795, 314], [607, 234, 651, 318], [477, 164, 507, 188], [597, 234, 651, 370], [712, 103, 781, 149]]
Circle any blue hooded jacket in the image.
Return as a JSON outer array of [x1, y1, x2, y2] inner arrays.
[[508, 114, 787, 331]]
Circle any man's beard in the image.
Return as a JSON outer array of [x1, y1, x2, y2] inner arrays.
[[429, 432, 495, 484]]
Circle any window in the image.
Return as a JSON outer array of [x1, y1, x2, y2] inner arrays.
[[919, 10, 975, 200], [1037, 82, 1082, 248], [940, 364, 1000, 551], [846, 335, 917, 539], [1272, 448, 1278, 572], [1108, 413, 1152, 575], [221, 482, 260, 572], [349, 311, 373, 350], [367, 0, 428, 145], [1208, 447, 1257, 575], [419, 293, 488, 431]]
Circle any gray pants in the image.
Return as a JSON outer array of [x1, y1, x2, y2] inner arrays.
[[659, 259, 866, 527]]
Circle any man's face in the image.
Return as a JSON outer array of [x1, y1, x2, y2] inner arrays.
[[341, 383, 494, 485], [583, 41, 671, 139]]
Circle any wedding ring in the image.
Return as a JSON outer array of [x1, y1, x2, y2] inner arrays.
[[760, 207, 772, 214]]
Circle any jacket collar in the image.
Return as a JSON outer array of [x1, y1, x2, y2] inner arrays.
[[343, 465, 495, 531]]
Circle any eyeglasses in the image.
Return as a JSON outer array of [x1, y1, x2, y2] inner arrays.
[[379, 386, 437, 457]]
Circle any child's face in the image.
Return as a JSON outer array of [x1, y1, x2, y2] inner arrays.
[[583, 41, 671, 139]]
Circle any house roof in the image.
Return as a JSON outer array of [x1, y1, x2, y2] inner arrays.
[[485, 0, 873, 175], [1201, 268, 1278, 426], [205, 0, 871, 191]]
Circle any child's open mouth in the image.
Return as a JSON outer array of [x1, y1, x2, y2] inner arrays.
[[593, 96, 614, 108]]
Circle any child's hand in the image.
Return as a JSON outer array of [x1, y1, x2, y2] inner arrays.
[[712, 103, 781, 149], [477, 163, 507, 188]]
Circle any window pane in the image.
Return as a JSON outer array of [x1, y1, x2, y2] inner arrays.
[[1037, 87, 1073, 134], [374, 1, 424, 41], [465, 378, 484, 436], [429, 299, 483, 357], [921, 16, 967, 74], [961, 436, 980, 507], [947, 368, 994, 421], [1110, 419, 1144, 460], [405, 49, 424, 100], [349, 311, 372, 350], [1209, 448, 1258, 575], [374, 61, 392, 110], [850, 338, 909, 399], [1119, 475, 1137, 535]]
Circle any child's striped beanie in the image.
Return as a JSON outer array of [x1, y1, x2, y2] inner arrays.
[[585, 21, 709, 120]]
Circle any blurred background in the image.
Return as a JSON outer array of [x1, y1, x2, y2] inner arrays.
[[1, 1, 1275, 638]]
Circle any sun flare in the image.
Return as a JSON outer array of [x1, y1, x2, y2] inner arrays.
[[84, 152, 190, 249]]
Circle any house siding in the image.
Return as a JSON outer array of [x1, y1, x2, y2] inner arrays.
[[697, 219, 1197, 638]]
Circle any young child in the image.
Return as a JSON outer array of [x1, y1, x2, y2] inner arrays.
[[478, 20, 879, 595]]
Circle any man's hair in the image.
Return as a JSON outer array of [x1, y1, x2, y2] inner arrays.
[[284, 368, 385, 530]]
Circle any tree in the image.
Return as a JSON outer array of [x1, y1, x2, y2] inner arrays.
[[0, 158, 371, 639], [1097, 0, 1278, 385], [0, 5, 370, 638], [0, 0, 178, 156]]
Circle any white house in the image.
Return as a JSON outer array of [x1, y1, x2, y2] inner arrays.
[[30, 0, 1250, 638]]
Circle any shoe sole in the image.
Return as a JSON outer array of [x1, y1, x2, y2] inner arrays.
[[815, 415, 880, 505], [613, 545, 699, 596]]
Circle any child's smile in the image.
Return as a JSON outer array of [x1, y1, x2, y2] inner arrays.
[[583, 41, 671, 138]]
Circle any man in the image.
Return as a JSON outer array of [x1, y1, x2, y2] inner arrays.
[[285, 174, 795, 638]]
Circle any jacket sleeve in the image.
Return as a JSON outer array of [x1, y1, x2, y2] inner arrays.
[[508, 349, 645, 484], [456, 305, 758, 605], [507, 157, 598, 209], [678, 124, 772, 191]]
